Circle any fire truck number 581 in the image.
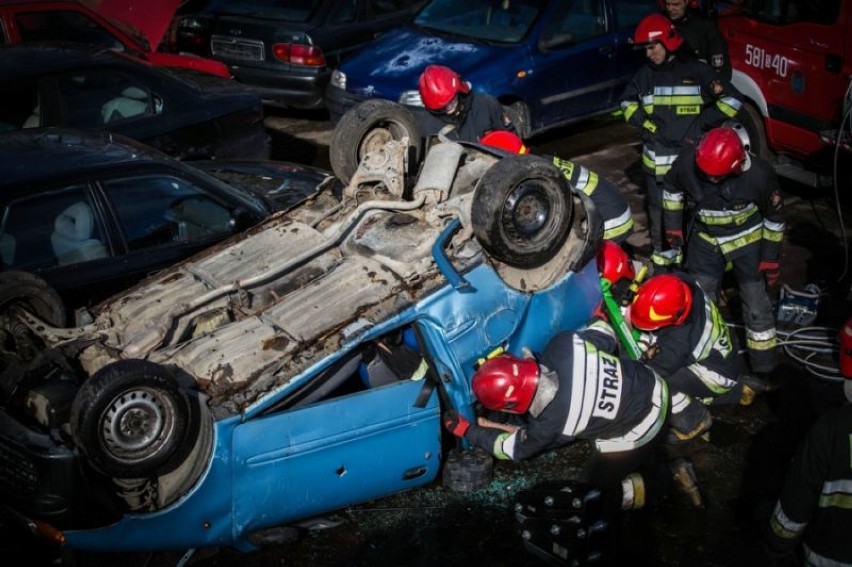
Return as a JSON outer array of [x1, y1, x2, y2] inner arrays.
[[744, 44, 790, 77]]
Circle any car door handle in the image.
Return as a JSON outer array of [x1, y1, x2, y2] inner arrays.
[[402, 466, 428, 481], [599, 45, 614, 56]]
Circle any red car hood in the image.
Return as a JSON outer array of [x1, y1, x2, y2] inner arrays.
[[82, 0, 179, 50]]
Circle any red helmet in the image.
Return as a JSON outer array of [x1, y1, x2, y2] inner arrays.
[[695, 127, 747, 178], [480, 130, 527, 154], [472, 354, 540, 414], [418, 65, 471, 111], [597, 240, 635, 285], [633, 14, 683, 52], [630, 274, 693, 331]]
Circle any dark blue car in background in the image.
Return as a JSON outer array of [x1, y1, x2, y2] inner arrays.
[[325, 0, 657, 138]]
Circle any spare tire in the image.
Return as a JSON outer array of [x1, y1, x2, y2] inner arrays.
[[471, 155, 573, 268], [70, 360, 201, 478], [329, 99, 423, 184]]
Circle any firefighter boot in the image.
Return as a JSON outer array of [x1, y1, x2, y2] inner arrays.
[[739, 373, 780, 406], [670, 458, 704, 508], [667, 398, 713, 444]]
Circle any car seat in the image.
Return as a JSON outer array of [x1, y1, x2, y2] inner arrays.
[[100, 86, 149, 124], [51, 202, 108, 265]]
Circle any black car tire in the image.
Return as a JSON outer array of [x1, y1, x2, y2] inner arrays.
[[70, 360, 201, 479], [329, 99, 423, 184], [0, 271, 66, 326], [471, 155, 573, 268]]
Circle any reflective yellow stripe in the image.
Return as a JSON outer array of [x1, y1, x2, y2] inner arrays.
[[763, 227, 784, 242], [717, 96, 743, 117], [653, 95, 705, 106], [494, 432, 513, 460], [770, 502, 805, 539], [603, 212, 634, 241], [698, 225, 763, 255], [697, 204, 758, 226]]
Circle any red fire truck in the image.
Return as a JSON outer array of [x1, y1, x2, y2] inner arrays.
[[715, 0, 852, 186]]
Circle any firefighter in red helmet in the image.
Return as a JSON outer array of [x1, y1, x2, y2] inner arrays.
[[629, 273, 772, 441], [416, 64, 515, 143], [443, 320, 707, 513], [480, 132, 635, 244], [662, 124, 784, 376], [618, 14, 741, 269]]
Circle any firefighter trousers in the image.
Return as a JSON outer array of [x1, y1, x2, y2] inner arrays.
[[686, 235, 778, 373]]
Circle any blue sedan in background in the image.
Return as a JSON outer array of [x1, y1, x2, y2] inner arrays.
[[325, 0, 656, 137]]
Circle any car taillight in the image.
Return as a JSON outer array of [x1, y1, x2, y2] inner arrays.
[[272, 43, 325, 66]]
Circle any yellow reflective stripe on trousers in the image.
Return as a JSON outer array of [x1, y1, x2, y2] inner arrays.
[[663, 188, 684, 212], [698, 224, 763, 255], [746, 327, 777, 351]]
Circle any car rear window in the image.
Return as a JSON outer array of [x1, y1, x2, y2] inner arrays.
[[413, 0, 547, 43], [215, 0, 321, 22]]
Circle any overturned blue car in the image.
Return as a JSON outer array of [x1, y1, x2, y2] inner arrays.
[[0, 120, 602, 555]]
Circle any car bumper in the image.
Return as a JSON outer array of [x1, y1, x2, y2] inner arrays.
[[324, 85, 371, 124], [231, 66, 330, 109]]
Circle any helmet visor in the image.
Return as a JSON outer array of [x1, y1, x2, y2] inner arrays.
[[428, 94, 460, 116]]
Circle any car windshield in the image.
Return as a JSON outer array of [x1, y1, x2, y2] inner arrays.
[[413, 0, 546, 43], [213, 0, 321, 22]]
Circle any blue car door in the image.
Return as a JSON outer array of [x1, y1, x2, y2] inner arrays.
[[525, 0, 618, 128], [230, 346, 441, 535]]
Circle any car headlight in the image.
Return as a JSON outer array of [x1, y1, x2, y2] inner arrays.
[[398, 90, 423, 107], [330, 69, 347, 90]]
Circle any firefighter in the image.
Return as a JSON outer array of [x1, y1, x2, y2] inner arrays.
[[630, 273, 771, 416], [618, 14, 742, 269], [662, 124, 784, 375], [443, 321, 706, 510], [416, 64, 515, 143], [763, 380, 852, 565], [480, 131, 635, 245], [661, 0, 732, 79], [597, 238, 645, 304]]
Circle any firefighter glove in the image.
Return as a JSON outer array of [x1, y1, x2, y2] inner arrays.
[[758, 260, 780, 287], [665, 229, 684, 249], [443, 410, 471, 438]]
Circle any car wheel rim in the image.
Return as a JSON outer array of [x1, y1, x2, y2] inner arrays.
[[101, 386, 176, 464], [359, 121, 406, 157], [502, 181, 551, 240]]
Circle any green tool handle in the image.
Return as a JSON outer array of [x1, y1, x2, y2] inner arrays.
[[600, 278, 642, 360]]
